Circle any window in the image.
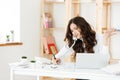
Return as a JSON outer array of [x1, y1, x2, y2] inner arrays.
[[0, 0, 20, 44]]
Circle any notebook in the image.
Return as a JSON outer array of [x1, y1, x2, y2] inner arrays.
[[75, 53, 108, 69]]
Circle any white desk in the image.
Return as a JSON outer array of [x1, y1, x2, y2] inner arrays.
[[9, 62, 120, 80]]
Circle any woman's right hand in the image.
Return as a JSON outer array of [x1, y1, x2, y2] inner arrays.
[[52, 57, 61, 64]]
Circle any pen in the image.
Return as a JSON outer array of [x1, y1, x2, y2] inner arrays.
[[52, 53, 56, 60]]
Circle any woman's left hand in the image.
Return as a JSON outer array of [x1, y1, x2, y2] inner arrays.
[[104, 28, 116, 38], [103, 28, 117, 45]]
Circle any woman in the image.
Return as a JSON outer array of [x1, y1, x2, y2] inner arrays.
[[53, 16, 114, 62], [52, 16, 115, 80]]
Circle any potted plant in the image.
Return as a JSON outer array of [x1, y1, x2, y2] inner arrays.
[[30, 60, 36, 63], [21, 56, 27, 59], [30, 60, 36, 68], [21, 56, 28, 64], [10, 30, 14, 42], [6, 35, 10, 42]]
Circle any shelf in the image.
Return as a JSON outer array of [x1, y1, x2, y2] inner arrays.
[[71, 0, 120, 4], [45, 1, 64, 4], [44, 27, 64, 30], [72, 0, 95, 3], [103, 0, 120, 4], [0, 42, 23, 46], [109, 59, 120, 64]]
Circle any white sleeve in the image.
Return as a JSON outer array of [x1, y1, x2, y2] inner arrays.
[[94, 33, 110, 63], [55, 44, 74, 59]]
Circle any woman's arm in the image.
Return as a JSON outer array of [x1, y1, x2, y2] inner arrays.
[[52, 44, 74, 64], [103, 28, 116, 46], [94, 28, 116, 64]]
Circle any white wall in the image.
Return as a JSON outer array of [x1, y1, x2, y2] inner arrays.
[[0, 0, 41, 80]]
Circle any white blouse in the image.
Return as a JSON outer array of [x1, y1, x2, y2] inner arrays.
[[55, 33, 110, 62]]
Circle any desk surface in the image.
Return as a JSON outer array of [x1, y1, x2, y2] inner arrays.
[[9, 62, 120, 80]]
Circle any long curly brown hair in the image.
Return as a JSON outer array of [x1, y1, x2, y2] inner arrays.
[[64, 16, 97, 53]]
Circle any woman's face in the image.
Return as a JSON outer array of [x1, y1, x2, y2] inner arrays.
[[70, 23, 82, 39]]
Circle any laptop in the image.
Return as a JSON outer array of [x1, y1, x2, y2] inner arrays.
[[75, 53, 108, 69]]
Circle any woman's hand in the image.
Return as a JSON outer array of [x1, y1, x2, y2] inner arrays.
[[52, 57, 61, 64], [103, 28, 116, 45], [104, 28, 116, 38]]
